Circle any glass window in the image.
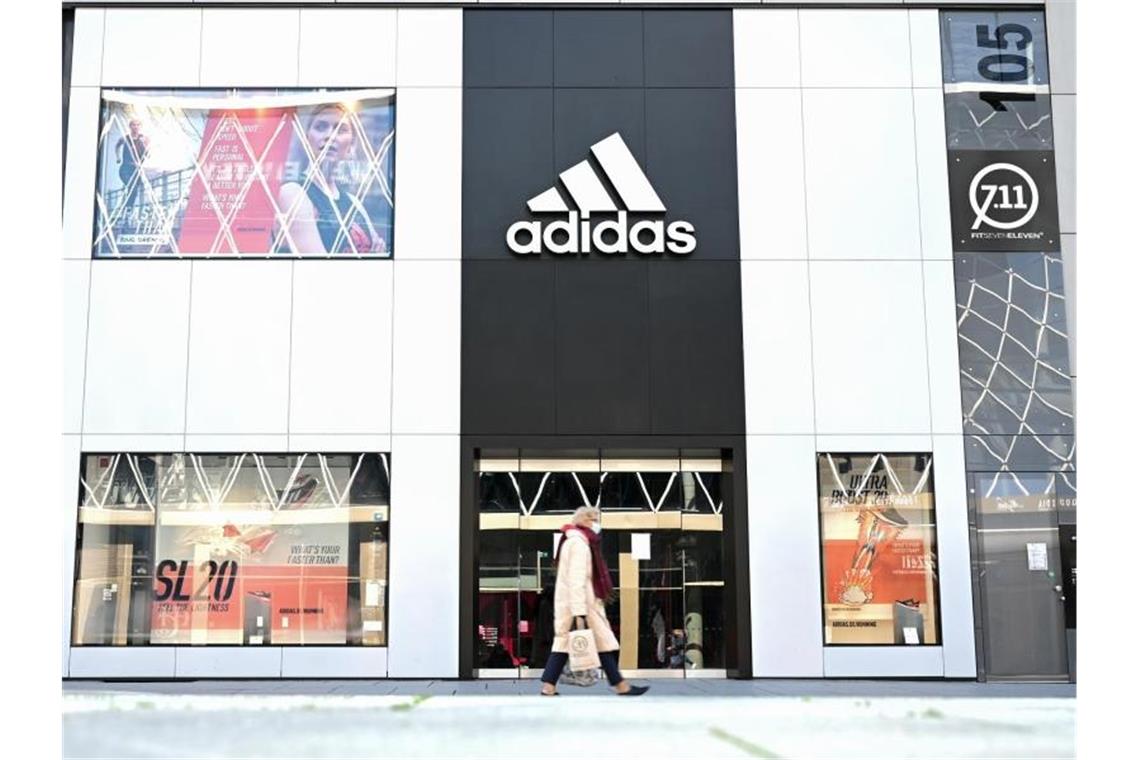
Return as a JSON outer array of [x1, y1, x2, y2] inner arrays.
[[72, 452, 390, 646], [94, 89, 395, 258], [940, 11, 1049, 87], [818, 453, 941, 646]]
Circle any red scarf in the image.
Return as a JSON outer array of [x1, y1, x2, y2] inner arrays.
[[555, 524, 614, 601]]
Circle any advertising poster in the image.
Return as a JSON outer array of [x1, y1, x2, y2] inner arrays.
[[94, 89, 395, 257], [150, 520, 349, 645], [818, 454, 940, 645]]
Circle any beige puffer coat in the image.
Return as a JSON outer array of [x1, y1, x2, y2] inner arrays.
[[551, 528, 620, 654]]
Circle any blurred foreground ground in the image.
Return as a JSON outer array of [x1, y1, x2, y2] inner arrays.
[[63, 679, 1074, 759]]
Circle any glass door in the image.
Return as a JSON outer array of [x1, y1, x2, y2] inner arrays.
[[973, 471, 1070, 680]]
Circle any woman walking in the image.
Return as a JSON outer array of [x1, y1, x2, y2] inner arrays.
[[540, 506, 649, 697]]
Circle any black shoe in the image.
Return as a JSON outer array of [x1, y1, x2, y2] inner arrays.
[[618, 685, 650, 697]]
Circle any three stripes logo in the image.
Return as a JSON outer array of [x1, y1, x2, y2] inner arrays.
[[506, 132, 696, 257]]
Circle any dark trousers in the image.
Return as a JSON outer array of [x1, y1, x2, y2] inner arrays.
[[541, 650, 623, 687]]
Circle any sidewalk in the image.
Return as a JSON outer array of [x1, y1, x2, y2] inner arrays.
[[63, 679, 1074, 759]]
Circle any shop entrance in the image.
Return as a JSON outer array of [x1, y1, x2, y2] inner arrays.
[[972, 471, 1075, 681], [472, 450, 732, 679]]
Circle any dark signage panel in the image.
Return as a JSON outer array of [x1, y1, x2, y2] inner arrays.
[[948, 150, 1060, 253]]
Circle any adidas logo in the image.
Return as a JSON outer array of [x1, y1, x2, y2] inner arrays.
[[506, 133, 696, 257]]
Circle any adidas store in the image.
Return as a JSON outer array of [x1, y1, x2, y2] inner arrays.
[[62, 2, 1077, 683]]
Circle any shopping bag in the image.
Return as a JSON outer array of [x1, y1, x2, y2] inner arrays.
[[561, 663, 600, 687], [567, 628, 601, 671]]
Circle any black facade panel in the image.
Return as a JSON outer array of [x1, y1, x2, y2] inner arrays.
[[462, 88, 554, 260], [463, 10, 553, 87], [645, 88, 740, 260], [643, 11, 734, 88], [554, 261, 652, 435], [553, 88, 646, 175], [462, 261, 557, 434], [553, 10, 645, 88], [648, 262, 746, 435]]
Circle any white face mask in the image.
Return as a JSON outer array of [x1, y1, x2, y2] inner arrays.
[[591, 522, 602, 535]]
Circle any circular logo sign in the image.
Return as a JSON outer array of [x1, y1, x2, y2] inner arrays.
[[968, 162, 1039, 231], [570, 634, 591, 653]]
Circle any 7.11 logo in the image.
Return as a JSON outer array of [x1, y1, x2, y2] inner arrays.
[[948, 150, 1059, 253], [969, 162, 1039, 231]]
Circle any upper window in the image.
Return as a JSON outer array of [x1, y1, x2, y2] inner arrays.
[[817, 453, 941, 646], [94, 89, 395, 258]]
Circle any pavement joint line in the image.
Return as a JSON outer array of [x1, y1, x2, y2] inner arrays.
[[708, 727, 783, 759]]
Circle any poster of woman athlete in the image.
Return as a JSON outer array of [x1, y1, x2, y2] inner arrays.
[[93, 89, 395, 257]]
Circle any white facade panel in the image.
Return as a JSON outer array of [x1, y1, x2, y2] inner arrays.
[[183, 435, 289, 453], [810, 262, 932, 435], [908, 10, 943, 89], [932, 434, 978, 678], [81, 434, 185, 453], [69, 8, 104, 88], [84, 261, 192, 434], [200, 9, 300, 88], [396, 9, 463, 87], [815, 434, 933, 455], [924, 260, 966, 435], [1046, 0, 1076, 95], [799, 10, 912, 88], [748, 435, 824, 677], [741, 262, 815, 434], [175, 647, 283, 678], [392, 262, 461, 435], [823, 646, 944, 678], [69, 648, 177, 680], [185, 262, 292, 435], [289, 261, 394, 435], [63, 435, 82, 675], [392, 88, 463, 260], [64, 262, 91, 435], [802, 89, 921, 260], [1053, 93, 1076, 235], [731, 9, 800, 88], [281, 648, 388, 678], [287, 434, 392, 454], [735, 89, 808, 261], [298, 9, 397, 87], [913, 89, 953, 261], [63, 88, 101, 261], [387, 435, 459, 677], [102, 8, 202, 87]]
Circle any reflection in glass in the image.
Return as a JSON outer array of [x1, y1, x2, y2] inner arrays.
[[72, 453, 391, 647]]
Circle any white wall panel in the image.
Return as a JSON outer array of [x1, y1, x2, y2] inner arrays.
[[1061, 233, 1076, 375], [63, 436, 82, 675], [288, 434, 392, 454], [69, 648, 177, 680], [396, 9, 463, 87], [1053, 94, 1076, 235], [64, 262, 91, 434], [824, 646, 944, 677], [908, 10, 943, 89], [69, 8, 104, 87], [924, 260, 965, 435], [82, 434, 185, 453], [392, 262, 461, 435], [282, 648, 388, 678], [799, 10, 912, 88], [289, 261, 393, 434], [815, 434, 933, 454], [732, 9, 800, 88], [84, 261, 192, 434], [742, 262, 815, 434], [932, 434, 978, 678], [913, 89, 953, 261], [200, 9, 300, 88], [393, 88, 462, 260], [102, 9, 202, 87], [802, 90, 921, 260], [185, 262, 292, 435], [810, 262, 932, 435], [736, 89, 808, 261], [298, 8, 397, 87], [748, 435, 824, 677], [184, 435, 289, 453], [1046, 0, 1076, 95], [176, 647, 282, 678], [63, 88, 101, 261], [387, 435, 459, 677]]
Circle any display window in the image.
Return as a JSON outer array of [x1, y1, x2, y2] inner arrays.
[[817, 453, 941, 646], [71, 453, 390, 646], [94, 89, 395, 257]]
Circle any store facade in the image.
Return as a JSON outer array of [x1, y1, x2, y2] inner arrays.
[[62, 1, 1076, 682]]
